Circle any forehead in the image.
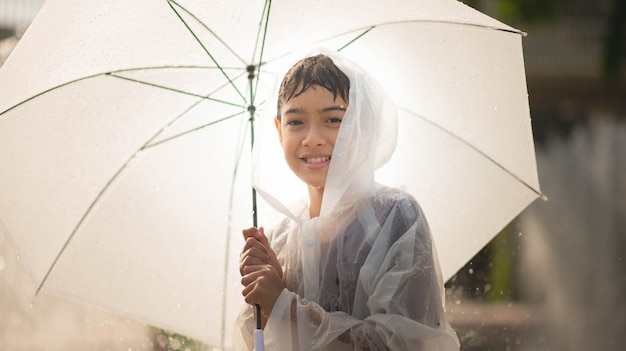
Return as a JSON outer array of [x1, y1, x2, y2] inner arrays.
[[283, 85, 346, 105]]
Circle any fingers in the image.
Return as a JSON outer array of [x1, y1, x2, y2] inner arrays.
[[241, 228, 285, 284], [242, 237, 269, 258], [240, 264, 285, 315], [239, 237, 271, 275], [239, 230, 286, 326], [242, 226, 260, 240], [243, 227, 272, 249]]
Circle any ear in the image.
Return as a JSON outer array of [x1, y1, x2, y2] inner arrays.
[[274, 117, 283, 144]]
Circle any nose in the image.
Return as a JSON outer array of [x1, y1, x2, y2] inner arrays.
[[302, 123, 326, 147]]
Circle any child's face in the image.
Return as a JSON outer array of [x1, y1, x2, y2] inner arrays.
[[275, 85, 348, 191]]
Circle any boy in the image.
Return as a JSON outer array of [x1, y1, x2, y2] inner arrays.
[[237, 51, 459, 350]]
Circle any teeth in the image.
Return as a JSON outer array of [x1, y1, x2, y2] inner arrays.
[[305, 156, 330, 163]]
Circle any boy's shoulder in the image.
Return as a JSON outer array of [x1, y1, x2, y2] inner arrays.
[[371, 184, 420, 213]]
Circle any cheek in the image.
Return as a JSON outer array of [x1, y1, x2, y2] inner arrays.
[[329, 129, 340, 146], [279, 133, 295, 155]]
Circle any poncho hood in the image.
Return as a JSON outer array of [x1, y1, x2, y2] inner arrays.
[[252, 48, 398, 221]]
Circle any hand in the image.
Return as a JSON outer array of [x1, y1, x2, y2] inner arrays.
[[239, 227, 285, 327], [240, 263, 285, 327], [240, 227, 283, 280]]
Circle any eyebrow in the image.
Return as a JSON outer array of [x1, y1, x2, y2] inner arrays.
[[283, 105, 347, 115]]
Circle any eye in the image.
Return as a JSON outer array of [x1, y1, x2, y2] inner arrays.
[[285, 119, 304, 126], [327, 117, 343, 124]]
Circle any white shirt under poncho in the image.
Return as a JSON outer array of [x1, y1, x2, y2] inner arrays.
[[235, 185, 459, 350]]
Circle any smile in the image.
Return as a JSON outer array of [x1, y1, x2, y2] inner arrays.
[[303, 156, 331, 164]]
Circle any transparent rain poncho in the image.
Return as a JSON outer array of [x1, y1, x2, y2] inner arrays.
[[235, 49, 459, 350]]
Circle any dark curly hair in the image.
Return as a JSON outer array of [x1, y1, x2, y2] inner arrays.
[[276, 54, 350, 119]]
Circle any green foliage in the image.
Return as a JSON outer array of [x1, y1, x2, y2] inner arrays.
[[149, 327, 211, 351], [487, 227, 514, 302], [497, 0, 559, 24]]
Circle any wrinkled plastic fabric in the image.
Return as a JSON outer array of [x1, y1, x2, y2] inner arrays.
[[237, 50, 459, 350], [236, 187, 459, 350]]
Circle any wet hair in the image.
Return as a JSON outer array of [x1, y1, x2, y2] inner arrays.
[[276, 54, 350, 119]]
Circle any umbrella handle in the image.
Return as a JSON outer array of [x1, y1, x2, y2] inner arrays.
[[254, 329, 265, 351], [254, 304, 264, 350], [255, 304, 262, 329]]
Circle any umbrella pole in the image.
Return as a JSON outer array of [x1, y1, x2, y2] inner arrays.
[[247, 64, 265, 350]]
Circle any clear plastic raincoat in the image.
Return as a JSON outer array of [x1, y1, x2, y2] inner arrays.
[[236, 49, 459, 350]]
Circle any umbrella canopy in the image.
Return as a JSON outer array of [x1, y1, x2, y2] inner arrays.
[[0, 0, 542, 349]]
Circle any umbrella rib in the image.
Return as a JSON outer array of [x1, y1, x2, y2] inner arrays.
[[166, 0, 248, 104], [35, 152, 135, 295], [108, 72, 244, 108], [258, 19, 524, 69], [143, 110, 245, 150], [167, 0, 247, 65], [251, 0, 273, 105], [337, 26, 375, 52], [219, 111, 252, 349], [250, 0, 271, 65], [337, 19, 524, 35], [0, 66, 244, 117], [400, 107, 546, 200], [35, 103, 245, 294], [0, 75, 103, 117]]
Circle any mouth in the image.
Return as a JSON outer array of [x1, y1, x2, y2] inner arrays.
[[301, 155, 331, 169], [303, 156, 331, 164]]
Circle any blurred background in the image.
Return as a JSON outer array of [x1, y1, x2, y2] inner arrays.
[[1, 0, 624, 350]]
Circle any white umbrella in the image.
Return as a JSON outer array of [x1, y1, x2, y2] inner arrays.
[[0, 0, 542, 349]]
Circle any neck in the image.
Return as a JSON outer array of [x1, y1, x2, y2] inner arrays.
[[308, 186, 324, 218]]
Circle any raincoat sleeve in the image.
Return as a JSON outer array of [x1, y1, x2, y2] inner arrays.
[[235, 191, 459, 350]]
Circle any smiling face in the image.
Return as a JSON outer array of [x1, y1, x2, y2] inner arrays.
[[275, 85, 348, 192]]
